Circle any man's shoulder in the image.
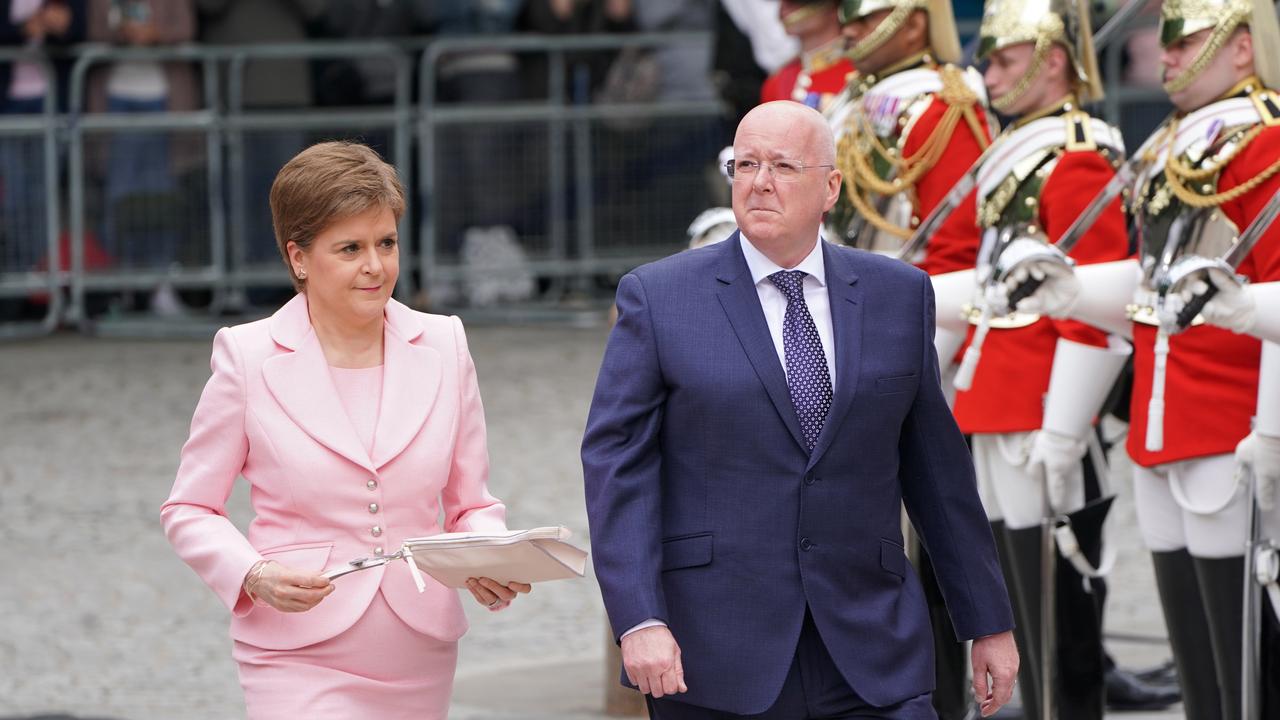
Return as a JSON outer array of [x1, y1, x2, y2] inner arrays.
[[828, 243, 927, 286], [629, 241, 727, 284]]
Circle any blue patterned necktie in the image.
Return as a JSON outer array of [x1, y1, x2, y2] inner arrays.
[[768, 270, 832, 450]]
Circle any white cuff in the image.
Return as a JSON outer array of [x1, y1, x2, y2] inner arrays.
[[621, 618, 667, 640]]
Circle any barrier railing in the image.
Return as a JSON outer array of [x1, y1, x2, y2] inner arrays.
[[0, 48, 62, 338], [0, 27, 1196, 335], [417, 33, 726, 303]]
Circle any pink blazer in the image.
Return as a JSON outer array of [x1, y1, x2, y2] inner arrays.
[[161, 294, 506, 650]]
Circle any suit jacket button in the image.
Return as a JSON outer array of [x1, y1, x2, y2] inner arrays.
[[371, 525, 383, 537], [367, 479, 378, 490], [368, 503, 379, 514], [804, 473, 815, 486], [374, 546, 384, 556], [800, 537, 813, 551]]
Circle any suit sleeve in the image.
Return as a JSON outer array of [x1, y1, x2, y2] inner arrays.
[[160, 328, 263, 617], [441, 316, 507, 533], [582, 273, 669, 642], [899, 274, 1015, 639]]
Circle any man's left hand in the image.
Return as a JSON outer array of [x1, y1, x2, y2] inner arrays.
[[971, 630, 1018, 717]]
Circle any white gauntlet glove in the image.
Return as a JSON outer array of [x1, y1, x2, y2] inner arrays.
[[1159, 267, 1253, 334], [1029, 429, 1088, 512], [1236, 431, 1280, 511], [996, 261, 1081, 318]]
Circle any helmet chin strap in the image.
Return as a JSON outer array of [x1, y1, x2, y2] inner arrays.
[[991, 35, 1051, 114], [1163, 17, 1243, 94], [849, 4, 915, 62]]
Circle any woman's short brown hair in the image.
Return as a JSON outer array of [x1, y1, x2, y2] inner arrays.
[[269, 141, 406, 291]]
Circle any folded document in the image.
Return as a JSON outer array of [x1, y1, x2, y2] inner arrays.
[[323, 526, 588, 591]]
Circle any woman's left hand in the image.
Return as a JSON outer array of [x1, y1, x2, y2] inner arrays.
[[466, 577, 531, 612]]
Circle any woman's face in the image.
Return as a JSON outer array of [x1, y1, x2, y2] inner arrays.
[[289, 205, 399, 326]]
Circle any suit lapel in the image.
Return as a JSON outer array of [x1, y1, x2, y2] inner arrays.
[[807, 244, 863, 471], [370, 301, 443, 469], [263, 314, 376, 473], [715, 233, 809, 454]]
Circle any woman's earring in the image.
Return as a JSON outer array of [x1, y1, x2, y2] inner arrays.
[[297, 268, 306, 279]]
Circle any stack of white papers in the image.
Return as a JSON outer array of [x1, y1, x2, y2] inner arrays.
[[402, 526, 588, 588], [323, 527, 588, 589]]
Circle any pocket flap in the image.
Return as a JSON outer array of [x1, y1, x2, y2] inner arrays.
[[260, 541, 335, 573], [661, 533, 713, 572], [876, 374, 917, 395], [879, 539, 906, 579]]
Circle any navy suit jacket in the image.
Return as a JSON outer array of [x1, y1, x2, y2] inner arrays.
[[581, 234, 1014, 714]]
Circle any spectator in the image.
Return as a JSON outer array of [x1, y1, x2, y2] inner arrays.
[[516, 0, 635, 102], [87, 0, 198, 313], [196, 0, 324, 271], [0, 0, 85, 272]]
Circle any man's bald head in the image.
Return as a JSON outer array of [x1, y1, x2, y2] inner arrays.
[[730, 101, 842, 269], [735, 101, 837, 167]]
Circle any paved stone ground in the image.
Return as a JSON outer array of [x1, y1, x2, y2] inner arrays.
[[0, 321, 1180, 719]]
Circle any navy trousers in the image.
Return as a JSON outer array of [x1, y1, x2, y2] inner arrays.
[[646, 609, 938, 720]]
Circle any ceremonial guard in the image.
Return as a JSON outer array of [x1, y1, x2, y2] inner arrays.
[[1001, 0, 1280, 714], [950, 1, 1130, 717], [760, 0, 855, 111], [825, 3, 995, 717], [827, 0, 993, 274]]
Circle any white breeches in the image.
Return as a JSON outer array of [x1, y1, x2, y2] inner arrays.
[[972, 431, 1088, 530], [1131, 454, 1278, 558]]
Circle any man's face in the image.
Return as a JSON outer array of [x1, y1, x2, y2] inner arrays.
[[983, 43, 1042, 115], [781, 0, 837, 37], [731, 108, 840, 254], [1162, 27, 1249, 111], [841, 9, 899, 74]]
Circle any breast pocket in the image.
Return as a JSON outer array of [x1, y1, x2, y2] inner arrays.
[[875, 374, 917, 395]]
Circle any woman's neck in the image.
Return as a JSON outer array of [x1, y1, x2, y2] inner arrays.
[[309, 304, 384, 368]]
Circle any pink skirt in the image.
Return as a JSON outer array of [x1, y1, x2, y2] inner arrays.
[[233, 591, 458, 719]]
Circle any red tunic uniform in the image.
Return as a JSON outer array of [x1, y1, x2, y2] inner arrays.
[[953, 150, 1129, 433], [761, 54, 855, 108], [1127, 124, 1280, 467], [904, 96, 990, 276]]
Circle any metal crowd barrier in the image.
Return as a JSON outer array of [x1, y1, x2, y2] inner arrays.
[[417, 32, 726, 303], [0, 27, 1196, 337], [0, 49, 62, 339]]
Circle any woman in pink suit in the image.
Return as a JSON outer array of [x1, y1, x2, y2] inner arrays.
[[161, 141, 529, 719]]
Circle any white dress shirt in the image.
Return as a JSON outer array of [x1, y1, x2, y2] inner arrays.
[[621, 233, 837, 641]]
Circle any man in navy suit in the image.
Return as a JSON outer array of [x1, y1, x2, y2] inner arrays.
[[581, 101, 1018, 719]]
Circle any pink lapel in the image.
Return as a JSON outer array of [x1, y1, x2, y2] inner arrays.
[[261, 295, 442, 472], [371, 299, 443, 468]]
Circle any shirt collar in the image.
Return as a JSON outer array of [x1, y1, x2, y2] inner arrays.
[[739, 233, 827, 288]]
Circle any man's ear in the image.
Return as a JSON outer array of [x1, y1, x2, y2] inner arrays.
[[1233, 29, 1255, 76], [824, 169, 843, 212], [901, 10, 929, 49]]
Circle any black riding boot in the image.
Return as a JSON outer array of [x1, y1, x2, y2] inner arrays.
[[1194, 555, 1245, 720], [992, 520, 1041, 720], [1151, 549, 1223, 720], [915, 542, 967, 720], [1004, 498, 1110, 720], [1263, 587, 1280, 719]]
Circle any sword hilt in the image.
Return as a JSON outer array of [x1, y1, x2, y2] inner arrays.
[[1175, 283, 1218, 330], [1005, 276, 1045, 312]]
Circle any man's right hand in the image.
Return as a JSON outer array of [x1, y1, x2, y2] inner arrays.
[[620, 625, 688, 698]]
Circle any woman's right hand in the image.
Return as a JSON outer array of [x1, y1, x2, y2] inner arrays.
[[245, 561, 335, 612]]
